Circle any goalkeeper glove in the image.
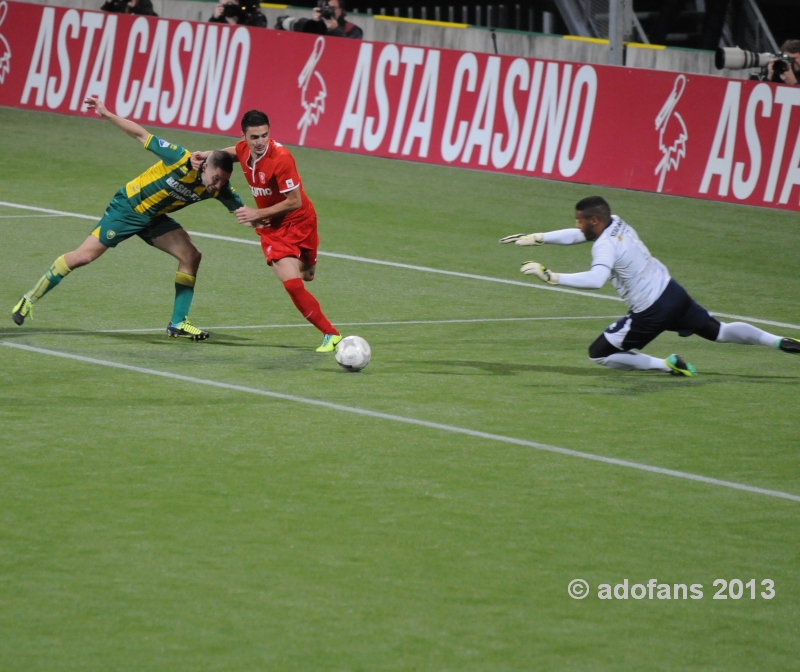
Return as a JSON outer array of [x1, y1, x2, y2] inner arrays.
[[521, 261, 559, 285], [499, 232, 544, 246]]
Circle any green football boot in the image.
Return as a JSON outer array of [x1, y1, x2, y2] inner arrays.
[[665, 354, 697, 377]]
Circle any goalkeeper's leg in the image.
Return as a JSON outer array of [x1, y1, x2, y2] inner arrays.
[[591, 350, 672, 372], [696, 318, 799, 353], [588, 331, 681, 374]]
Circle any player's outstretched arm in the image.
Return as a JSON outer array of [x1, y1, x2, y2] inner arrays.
[[500, 229, 587, 246], [521, 262, 610, 289], [84, 96, 149, 144], [500, 233, 544, 245], [520, 262, 559, 285]]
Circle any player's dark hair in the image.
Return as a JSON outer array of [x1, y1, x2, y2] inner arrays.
[[575, 196, 611, 223], [241, 109, 270, 133], [207, 150, 234, 174]]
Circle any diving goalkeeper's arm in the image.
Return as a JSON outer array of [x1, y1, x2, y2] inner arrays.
[[499, 229, 588, 246], [520, 261, 611, 289]]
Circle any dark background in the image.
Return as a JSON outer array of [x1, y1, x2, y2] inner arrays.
[[292, 0, 797, 51]]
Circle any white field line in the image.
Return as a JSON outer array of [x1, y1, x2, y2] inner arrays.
[[3, 341, 799, 504], [0, 202, 97, 219], [0, 315, 622, 337], [2, 201, 799, 331], [0, 214, 63, 218]]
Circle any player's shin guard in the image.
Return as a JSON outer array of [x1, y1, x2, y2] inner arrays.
[[283, 278, 338, 335], [590, 352, 671, 372], [27, 255, 72, 303], [171, 272, 196, 324]]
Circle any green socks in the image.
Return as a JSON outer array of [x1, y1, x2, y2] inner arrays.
[[26, 260, 197, 324], [171, 272, 196, 324], [27, 255, 72, 302]]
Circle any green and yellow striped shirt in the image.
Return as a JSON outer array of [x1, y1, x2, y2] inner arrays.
[[123, 135, 243, 216]]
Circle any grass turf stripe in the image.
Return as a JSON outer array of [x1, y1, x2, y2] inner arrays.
[[3, 200, 799, 331], [0, 314, 622, 336], [3, 340, 799, 504]]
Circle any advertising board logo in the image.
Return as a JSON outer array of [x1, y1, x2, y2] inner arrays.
[[0, 1, 11, 84], [297, 37, 327, 146], [655, 75, 688, 192]]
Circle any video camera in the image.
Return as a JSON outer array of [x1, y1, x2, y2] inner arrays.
[[715, 47, 793, 83]]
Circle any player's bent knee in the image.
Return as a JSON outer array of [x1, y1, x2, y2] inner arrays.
[[183, 247, 202, 268], [588, 333, 619, 360], [695, 317, 721, 342]]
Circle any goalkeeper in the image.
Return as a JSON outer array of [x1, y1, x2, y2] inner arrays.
[[500, 196, 800, 376], [11, 96, 244, 340]]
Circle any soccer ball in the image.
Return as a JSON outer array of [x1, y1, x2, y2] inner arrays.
[[334, 335, 371, 372]]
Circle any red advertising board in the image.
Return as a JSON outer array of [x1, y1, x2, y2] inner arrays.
[[1, 0, 799, 211]]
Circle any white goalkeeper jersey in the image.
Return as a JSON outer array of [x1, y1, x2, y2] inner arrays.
[[590, 216, 670, 313], [549, 216, 670, 312]]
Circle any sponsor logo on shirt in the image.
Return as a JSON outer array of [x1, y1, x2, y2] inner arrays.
[[251, 186, 273, 197], [166, 176, 200, 202]]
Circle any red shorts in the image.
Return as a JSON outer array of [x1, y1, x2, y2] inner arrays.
[[258, 214, 319, 266]]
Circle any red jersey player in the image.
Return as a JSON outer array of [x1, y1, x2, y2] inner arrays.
[[195, 110, 342, 352]]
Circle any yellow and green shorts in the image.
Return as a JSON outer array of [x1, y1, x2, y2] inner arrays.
[[92, 191, 183, 248]]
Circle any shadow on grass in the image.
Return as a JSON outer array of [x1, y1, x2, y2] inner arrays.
[[0, 328, 263, 347], [416, 360, 614, 377], [412, 359, 800, 386]]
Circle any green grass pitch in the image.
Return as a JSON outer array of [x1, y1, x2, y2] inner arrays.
[[0, 106, 798, 671]]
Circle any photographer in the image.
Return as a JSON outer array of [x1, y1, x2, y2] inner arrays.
[[210, 0, 267, 27], [100, 0, 157, 16], [312, 0, 363, 39], [276, 0, 362, 39], [767, 40, 800, 86]]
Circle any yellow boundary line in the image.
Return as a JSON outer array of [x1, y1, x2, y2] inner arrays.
[[374, 14, 468, 28], [563, 35, 665, 49], [626, 42, 666, 50], [563, 35, 608, 44], [258, 10, 669, 45]]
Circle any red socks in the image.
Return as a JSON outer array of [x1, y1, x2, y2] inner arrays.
[[283, 278, 338, 335]]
